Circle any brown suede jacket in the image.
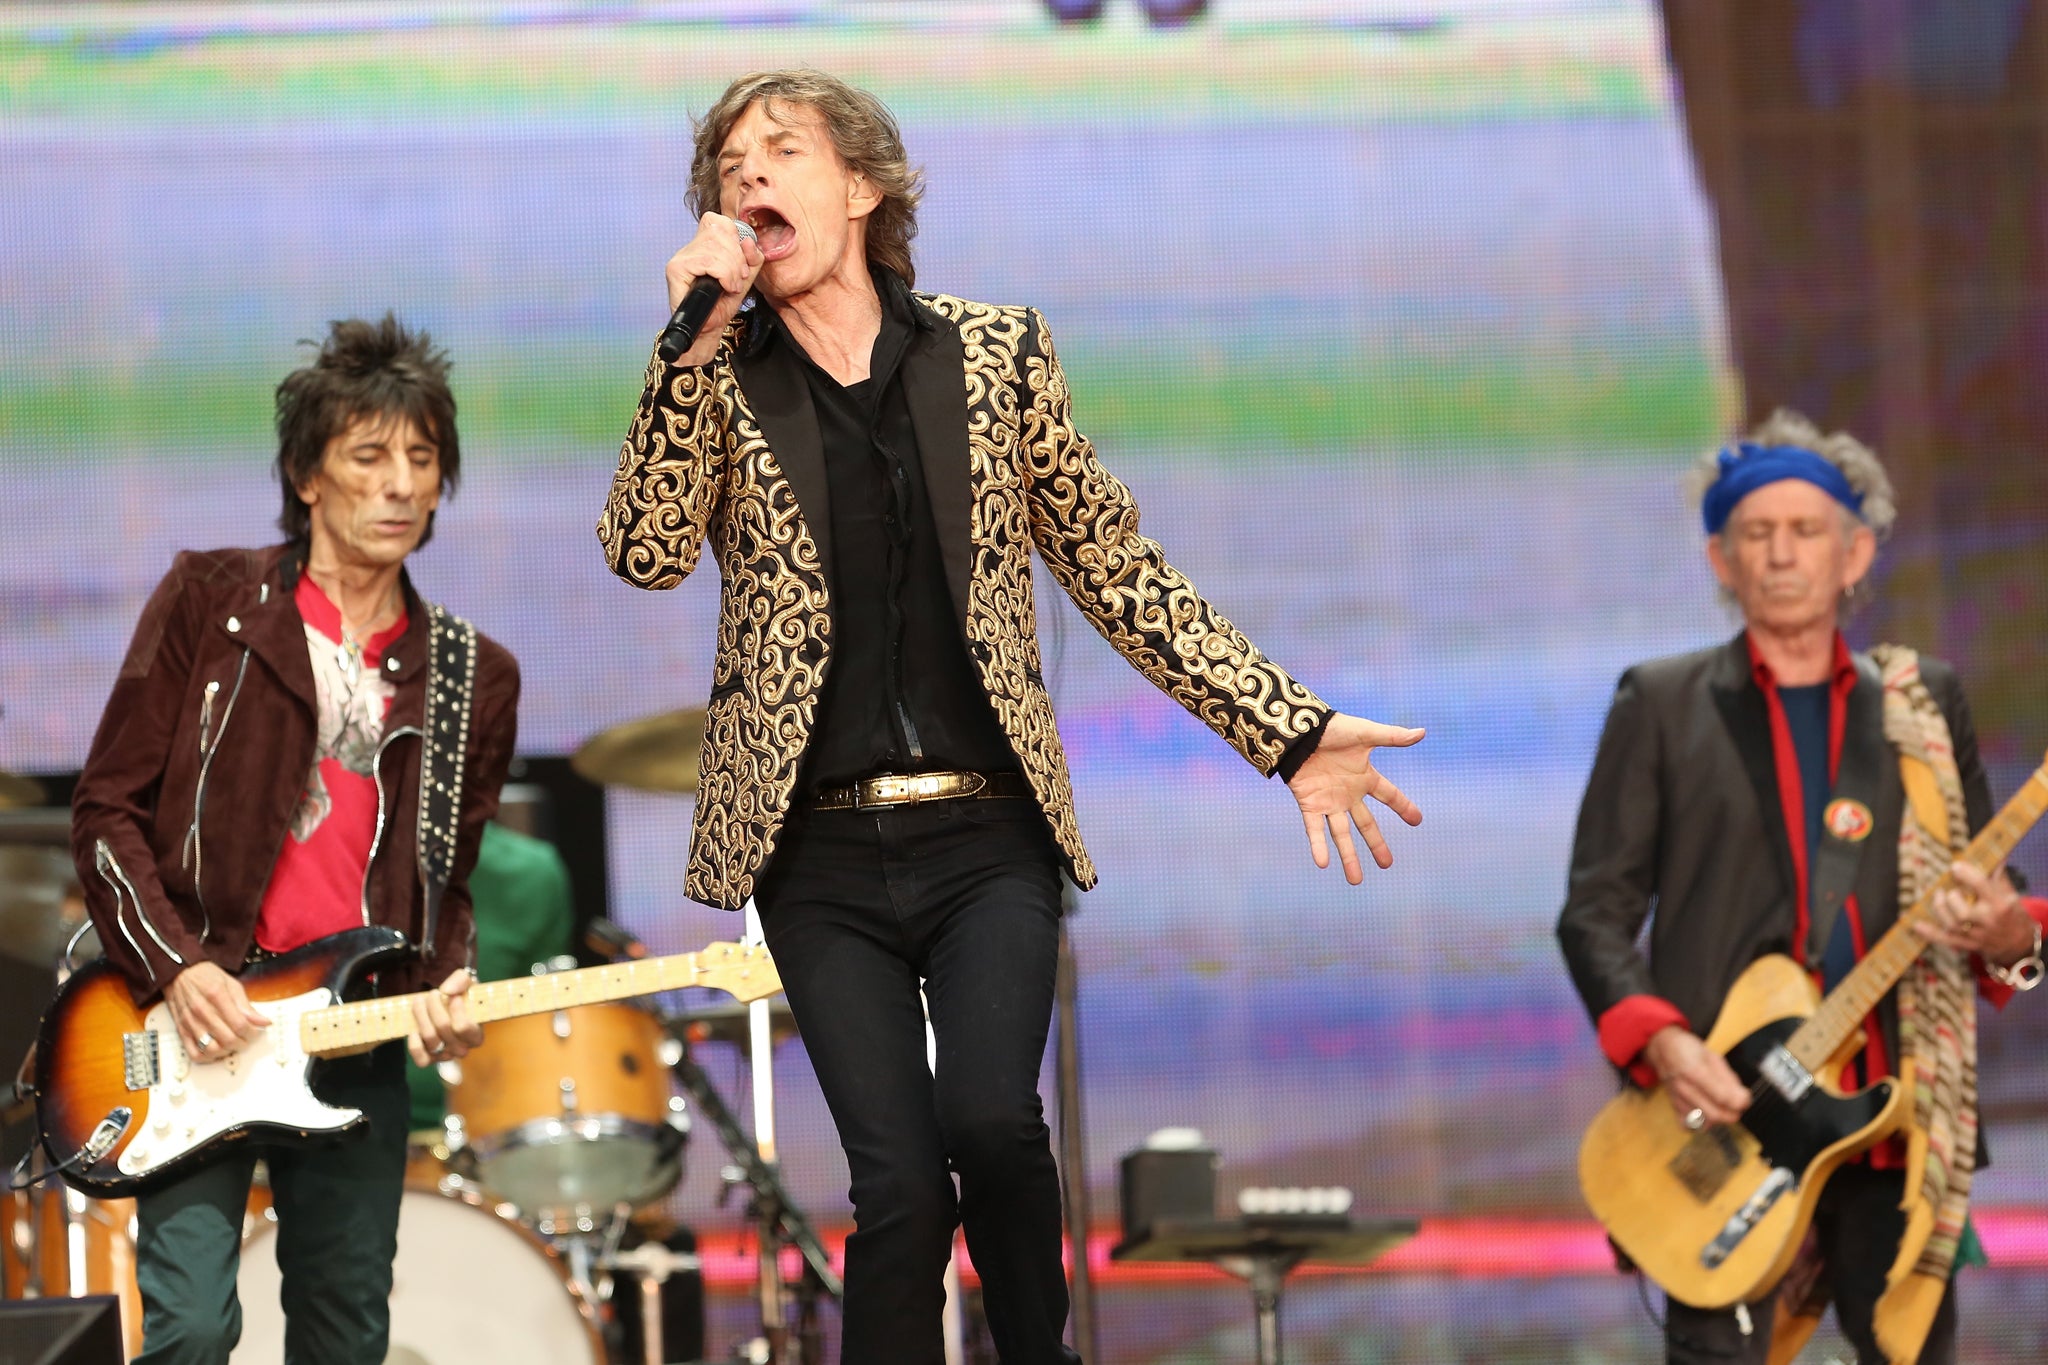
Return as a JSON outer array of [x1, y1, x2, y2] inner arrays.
[[71, 545, 520, 1003]]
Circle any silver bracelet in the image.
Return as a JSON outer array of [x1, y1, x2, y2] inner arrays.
[[1987, 918, 2045, 992]]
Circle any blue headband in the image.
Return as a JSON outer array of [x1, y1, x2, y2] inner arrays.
[[1700, 442, 1865, 535]]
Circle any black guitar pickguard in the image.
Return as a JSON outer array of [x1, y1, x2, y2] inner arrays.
[[1725, 1017, 1893, 1175]]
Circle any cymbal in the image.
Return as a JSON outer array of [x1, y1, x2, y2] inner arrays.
[[669, 996, 797, 1049], [0, 771, 44, 809], [571, 708, 707, 794], [0, 808, 70, 847], [0, 845, 89, 967]]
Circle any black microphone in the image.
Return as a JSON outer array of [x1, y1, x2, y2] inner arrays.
[[584, 916, 650, 962], [657, 220, 759, 363]]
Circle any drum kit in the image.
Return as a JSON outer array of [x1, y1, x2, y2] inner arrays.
[[0, 711, 840, 1365]]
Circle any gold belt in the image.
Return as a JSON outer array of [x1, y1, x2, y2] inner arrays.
[[810, 770, 1030, 811]]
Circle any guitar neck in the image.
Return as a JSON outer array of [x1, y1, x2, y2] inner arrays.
[[298, 953, 710, 1057], [1788, 760, 2048, 1071]]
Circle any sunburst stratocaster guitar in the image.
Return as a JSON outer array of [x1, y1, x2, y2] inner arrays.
[[33, 926, 779, 1198], [1578, 749, 2048, 1310]]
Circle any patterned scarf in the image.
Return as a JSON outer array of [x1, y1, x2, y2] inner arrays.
[[1870, 643, 1977, 1364], [1770, 645, 1975, 1365]]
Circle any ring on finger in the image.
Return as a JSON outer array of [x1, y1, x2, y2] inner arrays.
[[1683, 1107, 1707, 1131], [197, 1033, 215, 1052]]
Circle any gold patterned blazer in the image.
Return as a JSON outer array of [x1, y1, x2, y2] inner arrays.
[[599, 284, 1331, 911]]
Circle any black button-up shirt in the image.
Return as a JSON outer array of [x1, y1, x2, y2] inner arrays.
[[757, 275, 1020, 790]]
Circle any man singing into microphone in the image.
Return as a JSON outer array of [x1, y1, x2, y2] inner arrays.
[[598, 69, 1423, 1364]]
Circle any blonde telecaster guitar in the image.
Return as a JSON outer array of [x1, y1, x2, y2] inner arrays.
[[1578, 749, 2048, 1309], [33, 926, 779, 1198]]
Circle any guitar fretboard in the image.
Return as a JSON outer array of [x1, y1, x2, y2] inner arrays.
[[1787, 760, 2048, 1073], [296, 948, 765, 1056]]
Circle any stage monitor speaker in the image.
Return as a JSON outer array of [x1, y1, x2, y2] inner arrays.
[[0, 1295, 123, 1365]]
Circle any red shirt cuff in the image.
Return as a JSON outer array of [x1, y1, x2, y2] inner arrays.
[[1977, 895, 2048, 1010], [1597, 994, 1690, 1088]]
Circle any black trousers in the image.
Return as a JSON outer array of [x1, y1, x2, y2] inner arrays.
[[1664, 1165, 1958, 1364], [754, 798, 1083, 1365]]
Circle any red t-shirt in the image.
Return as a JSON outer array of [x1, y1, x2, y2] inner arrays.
[[254, 575, 408, 953]]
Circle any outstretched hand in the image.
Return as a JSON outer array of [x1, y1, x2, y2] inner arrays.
[[1284, 712, 1424, 883]]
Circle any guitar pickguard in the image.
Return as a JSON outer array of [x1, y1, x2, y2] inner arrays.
[[1724, 1018, 1892, 1177], [114, 987, 361, 1179]]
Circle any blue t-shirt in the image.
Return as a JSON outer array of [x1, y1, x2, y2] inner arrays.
[[1780, 682, 1856, 987]]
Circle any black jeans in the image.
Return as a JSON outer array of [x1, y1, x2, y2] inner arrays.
[[755, 798, 1083, 1365], [1664, 1165, 1958, 1364]]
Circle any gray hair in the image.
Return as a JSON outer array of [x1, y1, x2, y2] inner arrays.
[[1687, 408, 1895, 612], [1686, 407, 1898, 541]]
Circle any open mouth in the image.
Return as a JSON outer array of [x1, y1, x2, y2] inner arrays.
[[742, 207, 797, 260]]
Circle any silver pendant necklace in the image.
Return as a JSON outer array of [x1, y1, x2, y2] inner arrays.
[[335, 629, 365, 690]]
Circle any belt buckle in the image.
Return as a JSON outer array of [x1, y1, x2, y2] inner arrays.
[[855, 773, 959, 809], [856, 774, 908, 810]]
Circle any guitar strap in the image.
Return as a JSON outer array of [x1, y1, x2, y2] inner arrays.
[[1803, 653, 1887, 965], [416, 601, 479, 964]]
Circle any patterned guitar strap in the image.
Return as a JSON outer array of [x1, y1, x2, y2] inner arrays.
[[1871, 643, 1978, 1364], [416, 601, 479, 966]]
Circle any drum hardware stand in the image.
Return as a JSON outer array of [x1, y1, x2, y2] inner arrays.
[[656, 1017, 839, 1363], [6, 1154, 106, 1300], [559, 1200, 635, 1316], [574, 911, 831, 1364], [719, 1165, 829, 1365], [5, 1145, 51, 1297], [744, 900, 828, 1365], [600, 1236, 704, 1365]]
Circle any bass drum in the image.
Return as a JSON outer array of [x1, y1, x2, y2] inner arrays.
[[230, 1187, 603, 1365]]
